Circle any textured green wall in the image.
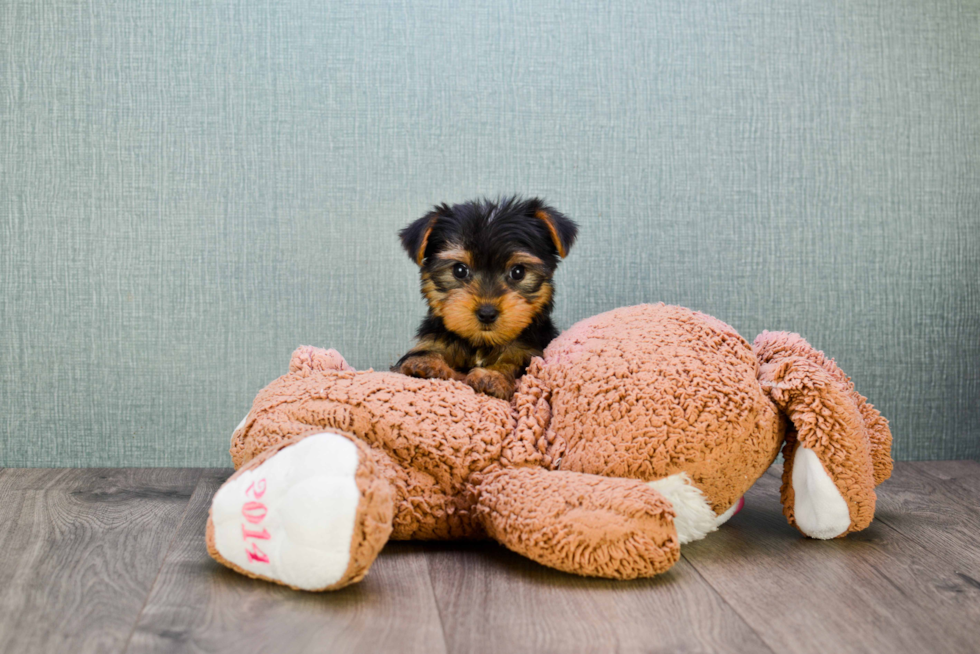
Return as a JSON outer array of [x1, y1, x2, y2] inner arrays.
[[1, 0, 978, 466]]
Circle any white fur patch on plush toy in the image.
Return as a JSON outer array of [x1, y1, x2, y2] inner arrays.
[[647, 473, 722, 544], [211, 432, 361, 590], [792, 446, 852, 539]]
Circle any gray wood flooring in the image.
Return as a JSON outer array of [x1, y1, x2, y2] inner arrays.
[[0, 462, 977, 654]]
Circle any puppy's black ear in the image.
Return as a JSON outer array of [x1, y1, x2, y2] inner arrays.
[[533, 203, 578, 259], [400, 204, 450, 266]]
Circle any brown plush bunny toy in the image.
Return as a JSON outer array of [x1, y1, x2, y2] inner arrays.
[[207, 303, 891, 591]]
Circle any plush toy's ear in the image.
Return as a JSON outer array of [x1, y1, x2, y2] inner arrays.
[[399, 204, 450, 266], [533, 204, 578, 259]]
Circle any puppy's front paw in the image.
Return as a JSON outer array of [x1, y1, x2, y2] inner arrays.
[[465, 368, 515, 400], [396, 354, 463, 381]]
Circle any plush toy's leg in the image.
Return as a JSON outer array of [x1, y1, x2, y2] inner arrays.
[[207, 430, 394, 591], [766, 361, 875, 539], [755, 331, 892, 539], [474, 466, 680, 579]]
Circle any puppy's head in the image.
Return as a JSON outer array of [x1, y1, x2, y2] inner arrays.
[[400, 196, 577, 346]]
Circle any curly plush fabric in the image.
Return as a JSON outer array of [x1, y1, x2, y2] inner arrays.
[[208, 303, 892, 590], [536, 305, 784, 513]]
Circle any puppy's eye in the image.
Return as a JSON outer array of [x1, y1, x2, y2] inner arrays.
[[509, 265, 525, 281], [452, 263, 469, 279]]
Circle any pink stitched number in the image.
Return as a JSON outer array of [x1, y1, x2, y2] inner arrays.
[[241, 525, 271, 541], [246, 478, 267, 499], [244, 542, 270, 564], [242, 501, 267, 524], [242, 478, 271, 562]]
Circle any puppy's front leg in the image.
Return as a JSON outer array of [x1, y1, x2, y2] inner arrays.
[[466, 343, 541, 400], [465, 367, 515, 400], [394, 350, 466, 382]]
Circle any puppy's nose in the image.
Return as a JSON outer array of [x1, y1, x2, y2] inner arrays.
[[476, 305, 499, 324]]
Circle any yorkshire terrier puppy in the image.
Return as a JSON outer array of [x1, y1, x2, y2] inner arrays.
[[393, 196, 578, 400]]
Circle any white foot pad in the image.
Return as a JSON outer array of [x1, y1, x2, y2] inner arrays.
[[648, 472, 719, 544], [648, 473, 746, 543], [211, 432, 361, 590], [792, 446, 851, 539]]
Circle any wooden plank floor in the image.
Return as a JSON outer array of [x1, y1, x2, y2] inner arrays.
[[0, 462, 977, 654]]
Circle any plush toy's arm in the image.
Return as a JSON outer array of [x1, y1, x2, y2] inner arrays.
[[755, 331, 892, 539], [473, 466, 680, 579]]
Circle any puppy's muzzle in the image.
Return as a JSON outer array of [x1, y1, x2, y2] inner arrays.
[[476, 305, 499, 325]]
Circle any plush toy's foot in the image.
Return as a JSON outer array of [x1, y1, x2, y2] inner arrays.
[[647, 473, 743, 543], [787, 445, 852, 539], [207, 431, 394, 591], [755, 331, 893, 539]]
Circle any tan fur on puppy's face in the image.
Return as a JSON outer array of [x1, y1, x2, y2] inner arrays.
[[420, 246, 555, 347], [435, 282, 553, 347], [490, 283, 553, 345]]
